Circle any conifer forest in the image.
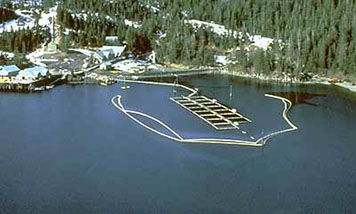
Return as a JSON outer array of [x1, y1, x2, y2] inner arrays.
[[1, 0, 356, 80]]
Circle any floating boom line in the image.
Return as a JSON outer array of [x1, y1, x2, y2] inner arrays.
[[111, 80, 298, 147]]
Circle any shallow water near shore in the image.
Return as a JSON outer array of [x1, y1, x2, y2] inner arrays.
[[0, 74, 356, 213]]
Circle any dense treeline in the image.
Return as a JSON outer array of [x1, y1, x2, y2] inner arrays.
[[0, 7, 18, 24], [0, 27, 48, 66], [55, 0, 356, 78], [0, 0, 54, 55], [57, 0, 235, 65], [154, 0, 356, 78], [3, 0, 356, 79], [0, 28, 49, 53]]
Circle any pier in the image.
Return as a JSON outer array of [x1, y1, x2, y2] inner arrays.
[[171, 95, 251, 130], [0, 82, 33, 92], [0, 75, 63, 92]]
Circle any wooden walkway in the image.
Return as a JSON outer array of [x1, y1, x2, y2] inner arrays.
[[170, 95, 251, 130]]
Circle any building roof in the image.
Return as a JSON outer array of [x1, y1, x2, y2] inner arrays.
[[95, 51, 106, 59], [105, 36, 119, 42], [100, 46, 126, 57], [0, 65, 20, 76], [2, 65, 20, 72], [23, 66, 49, 78], [101, 50, 112, 59]]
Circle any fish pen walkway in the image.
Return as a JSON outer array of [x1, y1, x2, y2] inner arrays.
[[170, 95, 251, 130]]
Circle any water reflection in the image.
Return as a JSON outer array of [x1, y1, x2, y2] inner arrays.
[[267, 92, 326, 106]]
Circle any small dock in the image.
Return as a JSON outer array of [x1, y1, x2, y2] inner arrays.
[[171, 95, 251, 130]]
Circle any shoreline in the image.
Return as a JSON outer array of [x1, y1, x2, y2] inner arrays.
[[1, 62, 356, 96], [218, 69, 356, 94]]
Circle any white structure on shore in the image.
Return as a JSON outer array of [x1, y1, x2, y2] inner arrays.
[[0, 65, 21, 77], [0, 65, 21, 82], [94, 46, 126, 64], [99, 46, 126, 58], [105, 36, 119, 44], [112, 59, 153, 73], [16, 66, 50, 82]]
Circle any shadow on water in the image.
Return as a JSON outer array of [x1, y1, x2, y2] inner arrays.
[[266, 92, 326, 107]]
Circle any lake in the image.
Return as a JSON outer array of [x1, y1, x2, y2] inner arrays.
[[0, 74, 356, 213]]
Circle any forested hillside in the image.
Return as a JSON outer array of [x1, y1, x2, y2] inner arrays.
[[0, 0, 54, 61], [0, 7, 18, 24], [2, 0, 356, 80]]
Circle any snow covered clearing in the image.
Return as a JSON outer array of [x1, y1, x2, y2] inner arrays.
[[185, 19, 244, 40], [185, 19, 282, 51]]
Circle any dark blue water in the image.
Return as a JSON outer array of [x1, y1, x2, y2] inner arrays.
[[0, 75, 356, 213]]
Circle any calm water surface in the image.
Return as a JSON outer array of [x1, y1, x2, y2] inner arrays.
[[0, 75, 355, 214]]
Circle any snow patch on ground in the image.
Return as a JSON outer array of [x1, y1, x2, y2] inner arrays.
[[249, 35, 276, 51], [145, 5, 160, 13], [69, 10, 141, 28], [63, 28, 83, 35], [70, 11, 96, 22], [112, 59, 151, 73], [38, 6, 57, 38], [0, 51, 15, 59], [214, 55, 228, 66], [124, 19, 142, 28], [185, 19, 244, 40], [185, 19, 282, 50], [139, 2, 160, 13], [0, 6, 57, 34]]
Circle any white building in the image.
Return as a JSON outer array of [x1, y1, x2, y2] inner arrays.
[[16, 66, 50, 82], [94, 45, 126, 63], [0, 65, 21, 77], [93, 51, 106, 64], [99, 46, 126, 57], [105, 36, 119, 44]]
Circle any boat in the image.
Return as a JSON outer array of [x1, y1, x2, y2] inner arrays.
[[99, 79, 116, 86], [34, 86, 46, 91], [121, 85, 130, 89], [99, 81, 108, 86]]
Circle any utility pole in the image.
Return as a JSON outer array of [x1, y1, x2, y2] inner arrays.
[[229, 85, 233, 98], [173, 74, 178, 96]]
